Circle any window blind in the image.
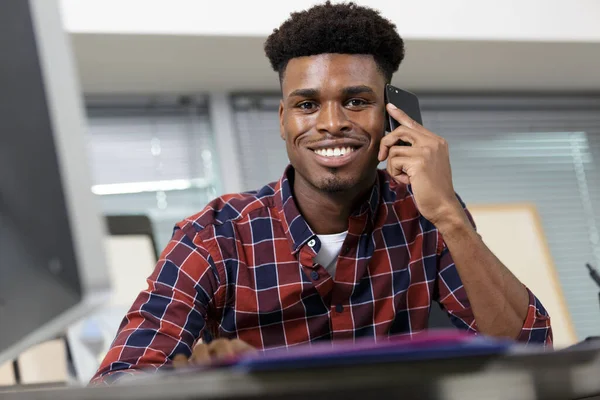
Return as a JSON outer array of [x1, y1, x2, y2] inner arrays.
[[231, 93, 600, 340], [85, 96, 218, 250], [421, 101, 600, 341], [231, 95, 290, 191]]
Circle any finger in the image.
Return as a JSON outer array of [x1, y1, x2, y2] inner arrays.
[[388, 145, 422, 159], [386, 157, 411, 185], [378, 128, 421, 161], [386, 103, 444, 142], [172, 353, 189, 368], [387, 156, 411, 175], [190, 342, 211, 365], [208, 339, 236, 360], [230, 339, 257, 356], [386, 103, 431, 134], [386, 103, 422, 131], [395, 174, 410, 185]]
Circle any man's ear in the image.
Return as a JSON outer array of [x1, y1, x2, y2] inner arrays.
[[279, 100, 285, 141]]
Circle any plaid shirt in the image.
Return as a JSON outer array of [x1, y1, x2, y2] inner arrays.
[[92, 166, 552, 384]]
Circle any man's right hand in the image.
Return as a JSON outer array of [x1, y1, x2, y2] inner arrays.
[[172, 338, 256, 367]]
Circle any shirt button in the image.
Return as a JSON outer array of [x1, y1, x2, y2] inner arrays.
[[344, 246, 351, 254], [335, 304, 344, 313], [307, 239, 316, 248], [310, 270, 319, 280]]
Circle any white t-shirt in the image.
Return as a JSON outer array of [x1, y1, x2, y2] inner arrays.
[[313, 231, 348, 277]]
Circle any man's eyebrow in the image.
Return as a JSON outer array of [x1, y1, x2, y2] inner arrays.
[[288, 88, 319, 98], [342, 85, 375, 96], [287, 85, 375, 98]]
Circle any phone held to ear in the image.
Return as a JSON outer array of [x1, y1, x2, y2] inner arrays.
[[384, 84, 423, 146]]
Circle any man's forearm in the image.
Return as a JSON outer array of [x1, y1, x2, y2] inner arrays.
[[436, 208, 530, 339]]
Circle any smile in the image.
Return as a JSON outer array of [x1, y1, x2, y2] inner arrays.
[[312, 147, 356, 157], [309, 145, 362, 168]]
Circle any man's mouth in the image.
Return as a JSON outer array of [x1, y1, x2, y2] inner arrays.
[[312, 146, 356, 157], [308, 144, 363, 168]]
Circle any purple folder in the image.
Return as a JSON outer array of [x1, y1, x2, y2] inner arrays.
[[217, 329, 517, 372]]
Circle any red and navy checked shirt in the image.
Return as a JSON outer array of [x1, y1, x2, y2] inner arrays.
[[92, 166, 552, 384]]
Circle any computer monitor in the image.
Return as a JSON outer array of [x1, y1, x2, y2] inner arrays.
[[0, 0, 111, 365]]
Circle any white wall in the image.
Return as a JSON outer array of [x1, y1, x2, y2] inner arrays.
[[70, 34, 600, 93], [61, 0, 600, 42], [63, 1, 600, 94]]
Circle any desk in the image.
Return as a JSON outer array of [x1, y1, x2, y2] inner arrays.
[[2, 344, 600, 400]]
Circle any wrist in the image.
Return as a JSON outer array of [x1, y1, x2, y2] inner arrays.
[[432, 202, 472, 238]]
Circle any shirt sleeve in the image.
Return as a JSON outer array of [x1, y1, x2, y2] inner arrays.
[[435, 246, 553, 346], [89, 224, 221, 385], [433, 202, 553, 346]]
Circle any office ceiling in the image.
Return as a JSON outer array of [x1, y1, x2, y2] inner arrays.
[[71, 34, 600, 94]]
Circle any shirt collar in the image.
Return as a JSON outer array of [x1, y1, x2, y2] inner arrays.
[[274, 165, 381, 254], [352, 171, 380, 223]]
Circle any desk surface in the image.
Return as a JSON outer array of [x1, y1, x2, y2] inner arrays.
[[2, 344, 600, 400]]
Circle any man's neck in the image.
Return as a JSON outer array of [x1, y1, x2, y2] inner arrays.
[[292, 173, 376, 235]]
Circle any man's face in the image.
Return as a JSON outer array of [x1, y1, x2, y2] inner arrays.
[[279, 54, 386, 194]]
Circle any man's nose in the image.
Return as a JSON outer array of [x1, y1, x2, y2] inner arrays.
[[316, 102, 352, 135]]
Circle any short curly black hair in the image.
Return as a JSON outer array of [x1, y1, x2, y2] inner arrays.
[[264, 1, 404, 83]]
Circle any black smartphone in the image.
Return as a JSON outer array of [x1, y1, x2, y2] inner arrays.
[[384, 84, 422, 144]]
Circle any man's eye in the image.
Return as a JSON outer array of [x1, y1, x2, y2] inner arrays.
[[298, 101, 316, 110], [347, 99, 367, 107]]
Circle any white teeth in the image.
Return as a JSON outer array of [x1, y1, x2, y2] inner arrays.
[[314, 147, 355, 157]]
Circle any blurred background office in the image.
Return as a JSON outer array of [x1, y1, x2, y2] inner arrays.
[[3, 0, 600, 386]]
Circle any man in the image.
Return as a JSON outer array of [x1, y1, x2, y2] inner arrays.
[[91, 1, 551, 385]]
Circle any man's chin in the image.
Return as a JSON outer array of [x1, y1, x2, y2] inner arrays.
[[294, 162, 377, 194], [314, 174, 360, 193], [319, 182, 355, 193]]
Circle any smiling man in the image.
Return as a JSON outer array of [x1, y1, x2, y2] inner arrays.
[[91, 1, 552, 385]]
